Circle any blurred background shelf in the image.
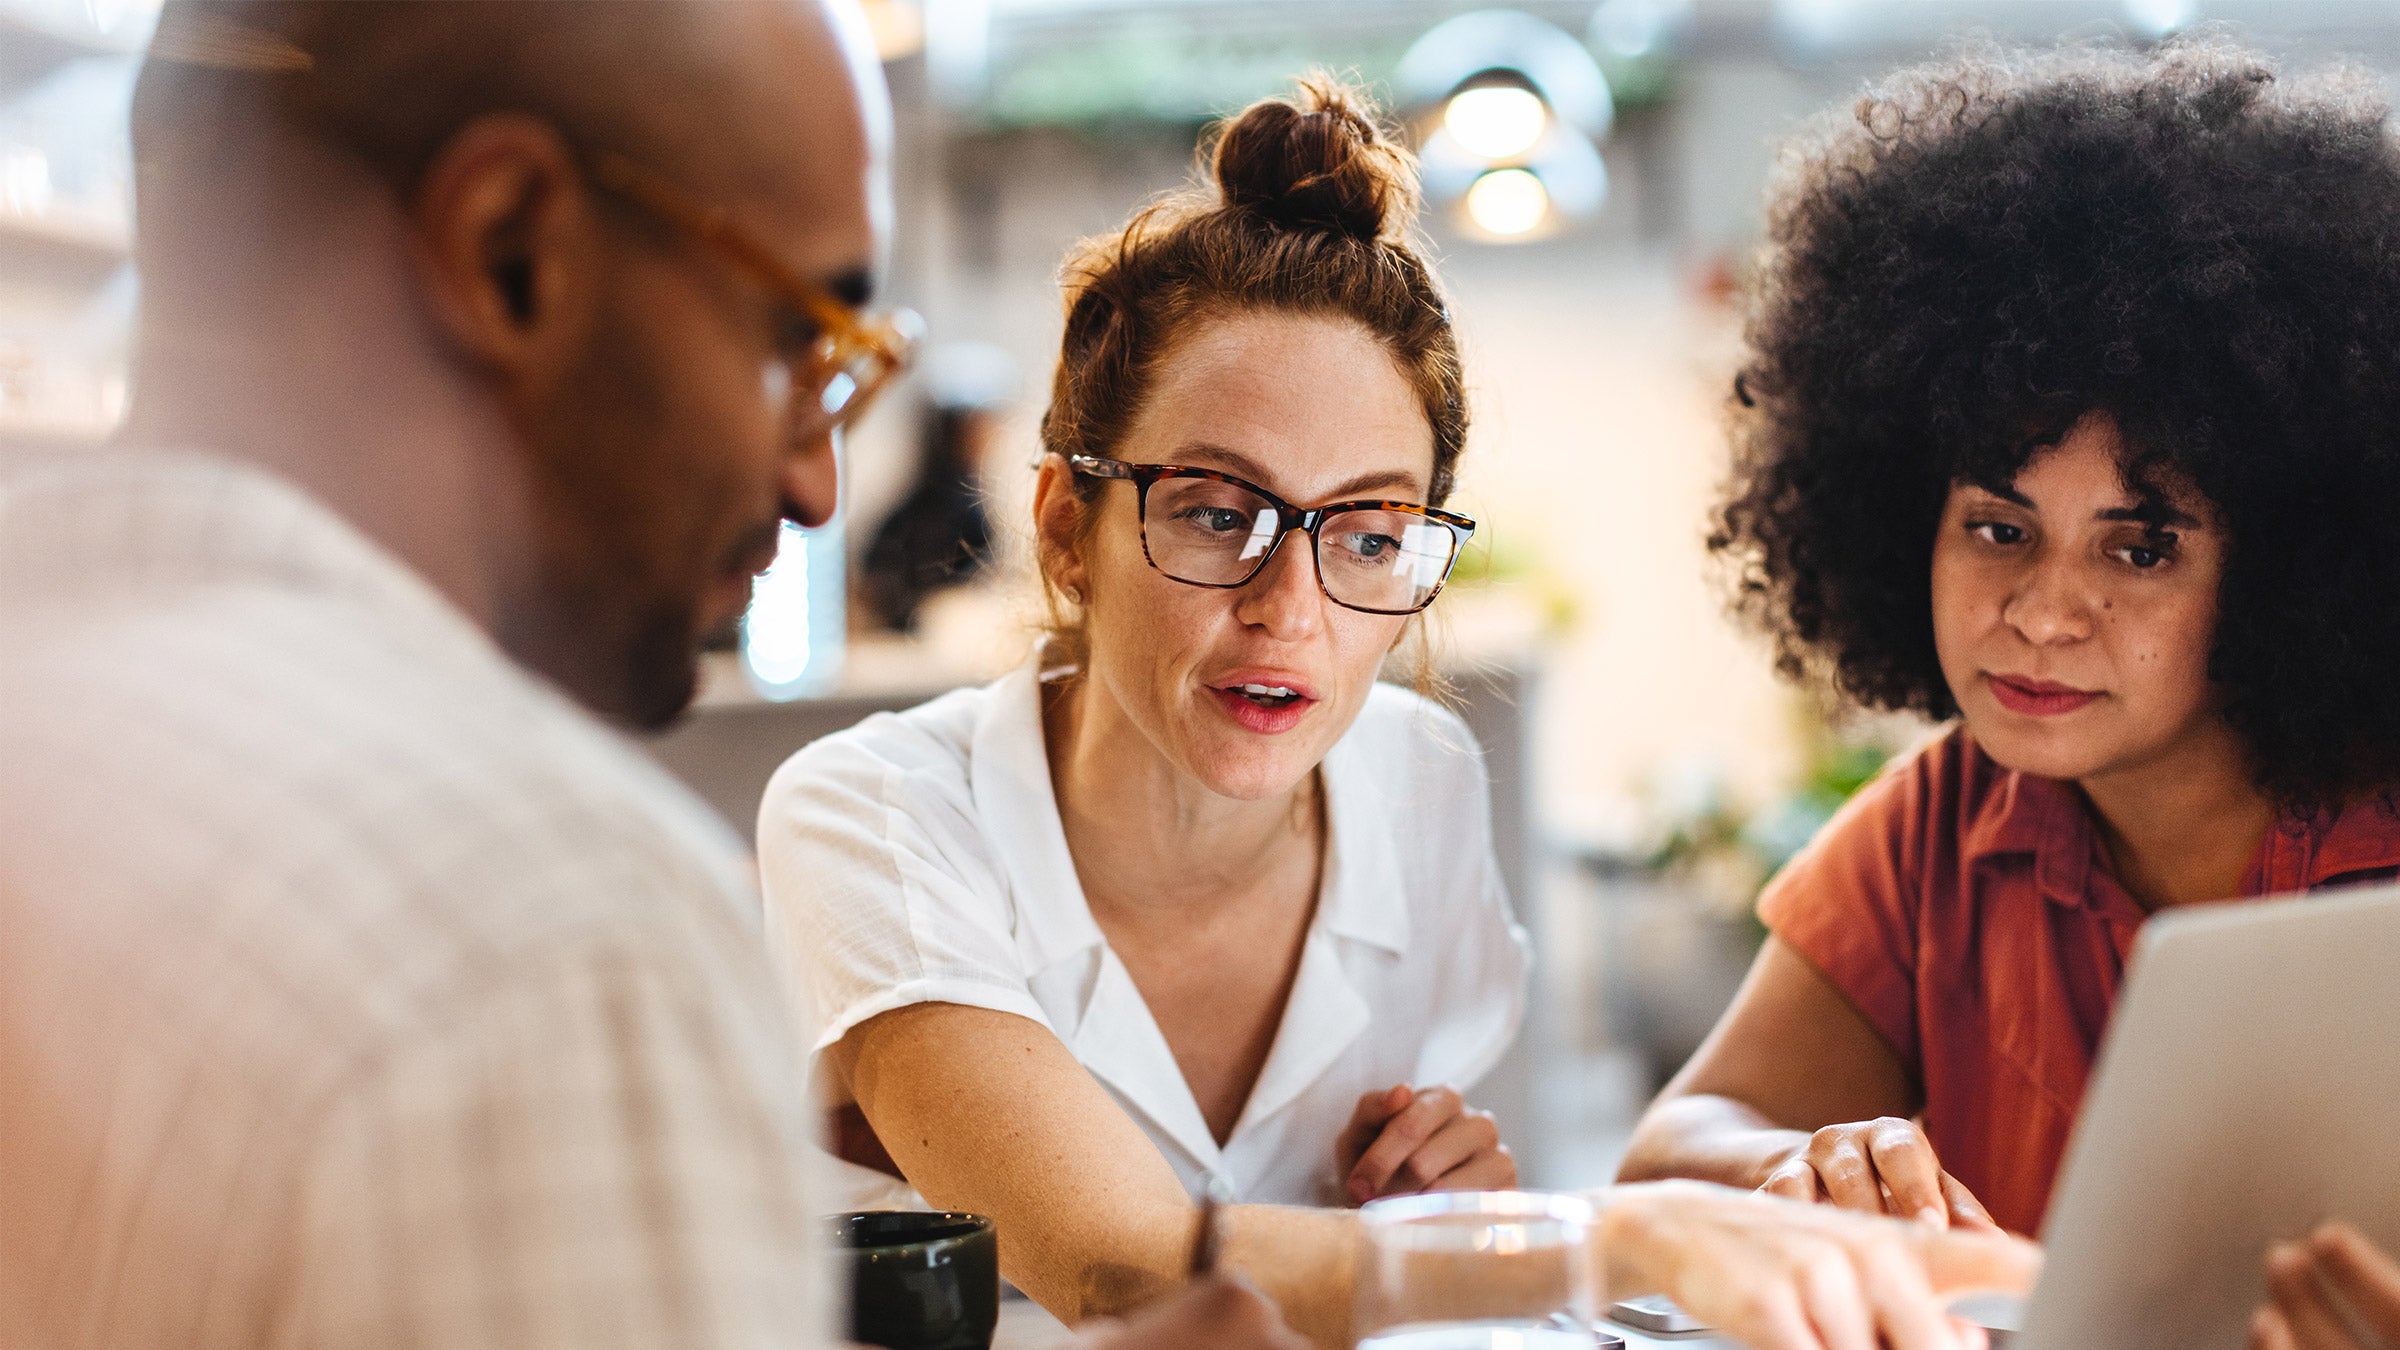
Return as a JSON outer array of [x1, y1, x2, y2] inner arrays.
[[0, 413, 111, 453], [0, 211, 129, 282]]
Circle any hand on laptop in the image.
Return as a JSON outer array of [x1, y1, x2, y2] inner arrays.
[[1599, 1180, 2042, 1350], [1759, 1117, 2001, 1231], [1069, 1273, 1311, 1350], [1335, 1084, 1515, 1203], [2251, 1223, 2400, 1350]]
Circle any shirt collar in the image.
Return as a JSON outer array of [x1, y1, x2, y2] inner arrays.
[[965, 660, 1106, 973], [1960, 733, 2400, 907], [962, 662, 1407, 1179], [969, 664, 1417, 964], [1316, 718, 1413, 955], [2250, 800, 2400, 894], [1963, 763, 2099, 911], [0, 449, 495, 664]]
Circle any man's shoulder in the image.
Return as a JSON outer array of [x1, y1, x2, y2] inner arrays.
[[2, 582, 756, 1051]]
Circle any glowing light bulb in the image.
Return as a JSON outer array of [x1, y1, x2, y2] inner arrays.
[[1443, 85, 1548, 161], [2125, 0, 2195, 35], [1465, 168, 1550, 237]]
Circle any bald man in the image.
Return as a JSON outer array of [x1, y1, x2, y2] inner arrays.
[[0, 2, 1301, 1348]]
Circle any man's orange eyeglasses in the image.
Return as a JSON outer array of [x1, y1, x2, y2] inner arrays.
[[591, 153, 922, 431]]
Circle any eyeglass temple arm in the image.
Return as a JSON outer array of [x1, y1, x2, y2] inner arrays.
[[591, 153, 906, 360], [1064, 454, 1137, 480]]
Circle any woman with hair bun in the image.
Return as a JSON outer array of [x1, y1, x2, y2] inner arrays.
[[1620, 36, 2400, 1251], [763, 73, 1526, 1332], [761, 77, 2034, 1350]]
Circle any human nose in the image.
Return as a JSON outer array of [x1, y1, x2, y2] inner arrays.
[[1231, 525, 1324, 640], [1999, 550, 2094, 646], [781, 418, 840, 529]]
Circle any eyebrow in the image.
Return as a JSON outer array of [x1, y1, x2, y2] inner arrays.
[[1967, 482, 2201, 530], [2100, 499, 2201, 530], [1166, 441, 1427, 501]]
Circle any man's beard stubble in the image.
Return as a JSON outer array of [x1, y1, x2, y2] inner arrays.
[[498, 301, 719, 732]]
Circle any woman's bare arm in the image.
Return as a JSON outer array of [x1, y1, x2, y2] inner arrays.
[[1616, 937, 1992, 1225], [830, 1002, 1360, 1348]]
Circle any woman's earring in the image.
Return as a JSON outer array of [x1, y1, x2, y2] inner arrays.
[[1062, 583, 1083, 604]]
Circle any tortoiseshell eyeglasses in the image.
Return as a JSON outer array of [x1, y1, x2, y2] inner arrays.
[[1064, 454, 1476, 616], [592, 152, 923, 430]]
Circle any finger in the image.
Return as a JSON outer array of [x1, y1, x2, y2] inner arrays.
[[1858, 1233, 1964, 1350], [2309, 1223, 2400, 1339], [1335, 1086, 1412, 1175], [1378, 1111, 1501, 1196], [1430, 1142, 1516, 1193], [2252, 1305, 2301, 1350], [1922, 1228, 2045, 1297], [1940, 1173, 2003, 1233], [1862, 1119, 1948, 1227], [1724, 1282, 1825, 1350], [1807, 1131, 1888, 1214], [2267, 1242, 2361, 1350], [1761, 1163, 1824, 1205], [1951, 1315, 1990, 1350], [1797, 1248, 1878, 1350], [1347, 1086, 1462, 1203]]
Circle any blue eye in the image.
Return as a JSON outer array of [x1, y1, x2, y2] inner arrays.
[[1339, 532, 1398, 560], [1176, 506, 1250, 534]]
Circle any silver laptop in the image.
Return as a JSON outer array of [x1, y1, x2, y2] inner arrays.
[[2006, 881, 2400, 1350]]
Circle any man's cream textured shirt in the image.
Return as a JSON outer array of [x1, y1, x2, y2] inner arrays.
[[0, 451, 827, 1349]]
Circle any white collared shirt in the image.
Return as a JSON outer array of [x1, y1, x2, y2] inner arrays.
[[0, 452, 827, 1349], [758, 661, 1530, 1207]]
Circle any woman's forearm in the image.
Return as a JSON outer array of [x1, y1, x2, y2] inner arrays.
[[1031, 1200, 1358, 1349], [1615, 1092, 1807, 1191], [841, 1004, 1365, 1345], [1219, 1205, 1361, 1350]]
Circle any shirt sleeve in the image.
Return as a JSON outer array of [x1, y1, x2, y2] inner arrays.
[[1755, 743, 1934, 1068], [275, 932, 827, 1350], [756, 731, 1051, 1075]]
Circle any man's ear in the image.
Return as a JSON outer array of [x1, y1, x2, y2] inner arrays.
[[1030, 452, 1090, 601], [403, 114, 600, 382]]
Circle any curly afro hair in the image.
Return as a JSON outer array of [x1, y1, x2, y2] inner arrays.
[[1712, 35, 2400, 812]]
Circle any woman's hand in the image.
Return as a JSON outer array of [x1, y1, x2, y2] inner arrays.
[[1599, 1180, 2042, 1350], [1069, 1274, 1311, 1350], [2251, 1223, 2400, 1350], [1759, 1117, 1999, 1231], [1334, 1085, 1515, 1205]]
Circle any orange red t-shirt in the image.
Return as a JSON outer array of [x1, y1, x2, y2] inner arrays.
[[1756, 726, 2400, 1237]]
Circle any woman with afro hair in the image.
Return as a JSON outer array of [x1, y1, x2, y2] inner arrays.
[[1619, 32, 2400, 1282]]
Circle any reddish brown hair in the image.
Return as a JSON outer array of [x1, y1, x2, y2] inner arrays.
[[1037, 75, 1467, 664]]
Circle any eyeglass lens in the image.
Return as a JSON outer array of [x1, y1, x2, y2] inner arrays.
[[1144, 476, 1457, 613]]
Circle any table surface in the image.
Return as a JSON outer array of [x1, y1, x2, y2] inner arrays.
[[992, 1297, 1735, 1349]]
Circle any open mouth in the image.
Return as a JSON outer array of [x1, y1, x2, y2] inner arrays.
[[1229, 682, 1304, 709], [1207, 675, 1319, 734]]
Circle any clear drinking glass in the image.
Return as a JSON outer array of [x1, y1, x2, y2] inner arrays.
[[1353, 1191, 1602, 1349]]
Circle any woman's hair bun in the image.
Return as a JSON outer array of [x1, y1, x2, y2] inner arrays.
[[1210, 75, 1418, 242]]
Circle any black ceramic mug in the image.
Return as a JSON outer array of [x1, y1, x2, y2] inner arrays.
[[830, 1210, 1000, 1350]]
